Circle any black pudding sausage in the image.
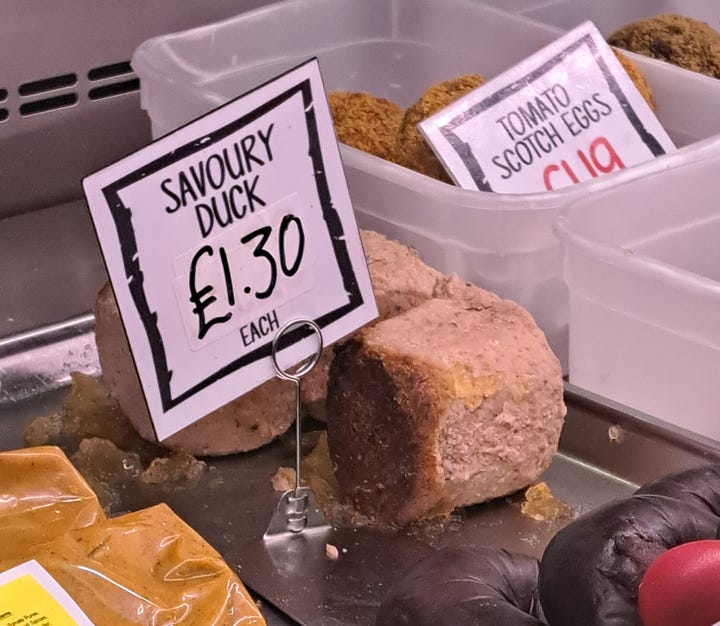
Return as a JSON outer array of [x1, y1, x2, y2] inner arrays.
[[539, 464, 720, 626]]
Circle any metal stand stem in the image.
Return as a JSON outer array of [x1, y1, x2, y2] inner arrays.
[[264, 319, 330, 541]]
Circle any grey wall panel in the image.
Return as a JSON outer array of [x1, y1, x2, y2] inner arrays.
[[0, 0, 277, 217]]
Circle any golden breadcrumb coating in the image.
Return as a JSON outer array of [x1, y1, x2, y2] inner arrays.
[[328, 91, 404, 160], [609, 14, 720, 78], [613, 49, 655, 110], [394, 74, 485, 183]]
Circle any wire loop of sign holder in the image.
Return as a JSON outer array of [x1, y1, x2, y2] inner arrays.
[[264, 319, 330, 542], [270, 319, 323, 382]]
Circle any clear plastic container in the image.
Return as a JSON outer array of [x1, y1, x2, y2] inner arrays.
[[522, 0, 720, 38], [133, 0, 567, 136], [479, 0, 565, 14], [556, 135, 720, 442], [132, 0, 720, 368]]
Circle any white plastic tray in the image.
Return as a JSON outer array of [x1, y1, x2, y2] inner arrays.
[[556, 134, 720, 442], [132, 0, 720, 368]]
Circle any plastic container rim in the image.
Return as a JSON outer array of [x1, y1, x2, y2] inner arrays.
[[555, 134, 720, 300]]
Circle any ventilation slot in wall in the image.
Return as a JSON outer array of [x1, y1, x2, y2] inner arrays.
[[17, 73, 78, 117], [0, 89, 7, 102], [88, 60, 140, 101], [0, 89, 7, 122], [88, 61, 133, 81], [0, 109, 8, 123], [19, 73, 77, 97], [19, 93, 79, 116], [10, 61, 141, 121], [89, 78, 140, 101]]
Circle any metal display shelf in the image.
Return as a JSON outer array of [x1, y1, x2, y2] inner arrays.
[[2, 363, 718, 624]]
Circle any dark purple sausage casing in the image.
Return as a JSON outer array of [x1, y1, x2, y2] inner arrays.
[[539, 464, 720, 626], [376, 546, 546, 626]]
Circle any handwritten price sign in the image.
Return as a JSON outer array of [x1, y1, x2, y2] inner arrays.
[[420, 22, 676, 193], [173, 193, 312, 350], [84, 60, 377, 440]]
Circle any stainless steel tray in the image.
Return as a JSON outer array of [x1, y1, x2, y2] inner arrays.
[[2, 377, 718, 626]]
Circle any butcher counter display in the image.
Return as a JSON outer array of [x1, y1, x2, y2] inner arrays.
[[5, 1, 720, 625]]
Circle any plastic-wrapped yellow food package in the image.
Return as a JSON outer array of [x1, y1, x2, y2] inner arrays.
[[0, 447, 266, 625], [0, 446, 105, 560], [0, 504, 266, 625]]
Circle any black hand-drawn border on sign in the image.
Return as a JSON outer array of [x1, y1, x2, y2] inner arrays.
[[439, 34, 666, 191], [100, 59, 363, 419]]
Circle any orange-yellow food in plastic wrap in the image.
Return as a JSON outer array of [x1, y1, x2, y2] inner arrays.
[[0, 446, 105, 560], [0, 504, 265, 625], [0, 447, 266, 625]]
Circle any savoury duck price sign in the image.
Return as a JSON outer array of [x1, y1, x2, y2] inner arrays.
[[420, 21, 676, 193], [83, 58, 377, 441]]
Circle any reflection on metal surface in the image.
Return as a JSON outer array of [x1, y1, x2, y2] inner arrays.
[[0, 200, 107, 339], [562, 382, 720, 486], [265, 528, 332, 578], [0, 314, 99, 404]]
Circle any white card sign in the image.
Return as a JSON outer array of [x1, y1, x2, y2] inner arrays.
[[419, 22, 676, 193], [84, 59, 377, 440]]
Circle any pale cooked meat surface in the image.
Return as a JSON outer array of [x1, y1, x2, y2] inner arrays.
[[326, 297, 566, 525], [300, 229, 442, 420], [94, 283, 295, 456]]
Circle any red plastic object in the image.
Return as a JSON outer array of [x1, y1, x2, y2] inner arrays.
[[638, 540, 720, 626]]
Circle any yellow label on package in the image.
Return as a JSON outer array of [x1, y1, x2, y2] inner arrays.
[[0, 561, 93, 626]]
